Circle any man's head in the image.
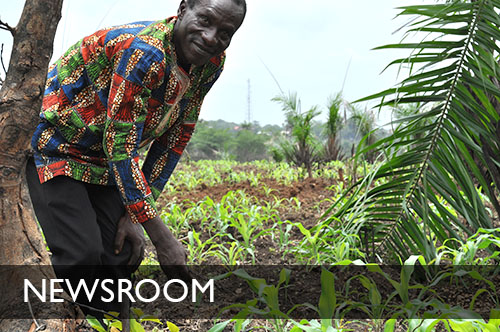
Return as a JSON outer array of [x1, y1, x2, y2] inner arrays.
[[173, 0, 246, 68], [184, 0, 246, 14]]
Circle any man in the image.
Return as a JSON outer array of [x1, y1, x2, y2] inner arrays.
[[25, 0, 246, 316]]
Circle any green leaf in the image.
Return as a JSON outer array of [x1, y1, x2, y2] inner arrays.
[[130, 318, 146, 332], [207, 320, 231, 332], [384, 319, 396, 332], [330, 0, 500, 262], [86, 316, 107, 332], [140, 315, 162, 324], [166, 321, 180, 332], [318, 268, 336, 322], [448, 319, 475, 332]]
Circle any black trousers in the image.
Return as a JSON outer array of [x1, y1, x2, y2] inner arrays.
[[26, 157, 136, 314]]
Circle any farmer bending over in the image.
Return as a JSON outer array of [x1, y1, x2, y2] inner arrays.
[[26, 0, 246, 317]]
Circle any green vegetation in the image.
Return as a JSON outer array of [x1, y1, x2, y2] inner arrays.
[[323, 93, 345, 162], [186, 120, 271, 161], [82, 157, 500, 331], [84, 0, 500, 330], [329, 0, 500, 263], [185, 108, 380, 164], [272, 92, 322, 178]]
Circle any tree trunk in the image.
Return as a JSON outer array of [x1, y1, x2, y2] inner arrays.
[[0, 1, 78, 331]]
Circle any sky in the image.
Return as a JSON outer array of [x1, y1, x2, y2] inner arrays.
[[0, 0, 429, 126]]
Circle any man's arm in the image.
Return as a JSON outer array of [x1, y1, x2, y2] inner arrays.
[[141, 216, 191, 280], [102, 38, 189, 272], [136, 64, 224, 276], [103, 43, 165, 224], [142, 63, 224, 198]]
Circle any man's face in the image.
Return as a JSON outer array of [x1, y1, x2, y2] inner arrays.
[[174, 0, 245, 67]]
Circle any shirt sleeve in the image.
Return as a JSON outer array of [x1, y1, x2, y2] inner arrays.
[[142, 65, 224, 201], [103, 43, 165, 223]]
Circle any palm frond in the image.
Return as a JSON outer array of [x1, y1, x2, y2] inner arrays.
[[327, 0, 500, 262]]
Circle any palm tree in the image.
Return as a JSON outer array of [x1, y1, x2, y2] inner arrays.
[[326, 0, 500, 262], [349, 104, 379, 163], [323, 93, 345, 161], [272, 92, 321, 178]]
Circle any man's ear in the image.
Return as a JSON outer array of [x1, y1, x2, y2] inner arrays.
[[177, 0, 187, 19]]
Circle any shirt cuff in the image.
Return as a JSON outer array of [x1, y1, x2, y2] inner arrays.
[[125, 195, 158, 223]]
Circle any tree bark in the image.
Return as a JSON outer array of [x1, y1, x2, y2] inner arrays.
[[0, 0, 78, 331]]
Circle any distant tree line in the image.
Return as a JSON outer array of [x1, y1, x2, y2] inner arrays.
[[185, 106, 389, 163], [185, 120, 276, 161]]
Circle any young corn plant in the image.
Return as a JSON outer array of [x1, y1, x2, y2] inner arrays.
[[262, 196, 284, 211], [270, 162, 301, 186], [210, 241, 247, 265], [212, 268, 298, 332], [212, 268, 356, 332], [289, 269, 358, 332], [197, 195, 232, 236], [288, 220, 364, 265], [160, 203, 190, 238], [260, 184, 276, 198], [287, 197, 301, 213], [227, 211, 271, 263], [186, 230, 220, 264], [272, 220, 293, 256], [350, 256, 500, 327], [197, 164, 223, 186], [392, 315, 500, 332], [434, 228, 500, 265], [86, 308, 169, 332], [287, 222, 331, 264]]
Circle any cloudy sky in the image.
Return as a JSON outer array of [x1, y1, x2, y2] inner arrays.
[[1, 0, 429, 126]]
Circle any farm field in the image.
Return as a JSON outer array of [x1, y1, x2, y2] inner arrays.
[[140, 159, 363, 332], [92, 159, 498, 332], [158, 160, 341, 264]]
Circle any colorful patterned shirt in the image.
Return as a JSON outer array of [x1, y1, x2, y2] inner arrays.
[[31, 17, 224, 223]]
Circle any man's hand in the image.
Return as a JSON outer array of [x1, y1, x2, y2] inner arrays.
[[142, 216, 191, 281], [114, 213, 145, 266]]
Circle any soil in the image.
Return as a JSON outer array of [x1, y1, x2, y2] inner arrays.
[[147, 164, 348, 331], [71, 163, 345, 332], [154, 163, 498, 332], [76, 163, 498, 331]]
